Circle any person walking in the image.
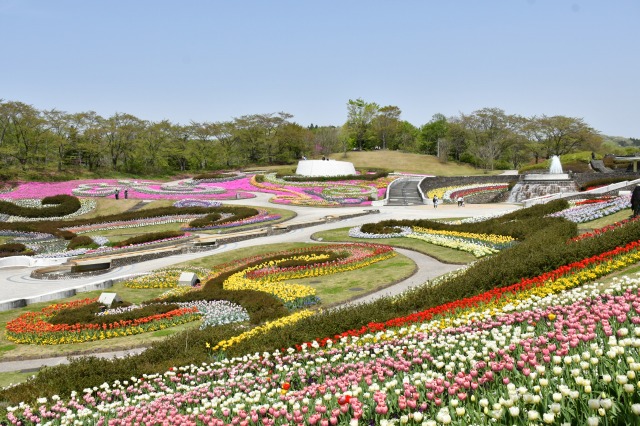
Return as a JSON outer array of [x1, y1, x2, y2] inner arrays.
[[457, 196, 464, 207], [115, 189, 120, 200], [432, 195, 438, 208], [124, 189, 128, 199]]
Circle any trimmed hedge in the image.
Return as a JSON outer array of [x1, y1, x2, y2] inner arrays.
[[0, 242, 33, 258], [0, 194, 81, 218], [48, 302, 180, 327], [0, 205, 260, 239], [67, 236, 96, 250], [114, 231, 186, 247]]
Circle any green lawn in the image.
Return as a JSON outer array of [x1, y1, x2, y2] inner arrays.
[[312, 227, 476, 264]]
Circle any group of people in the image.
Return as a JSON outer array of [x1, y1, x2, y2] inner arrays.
[[432, 195, 464, 208], [114, 188, 128, 200]]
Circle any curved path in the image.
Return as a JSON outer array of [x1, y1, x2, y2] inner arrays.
[[0, 193, 520, 372]]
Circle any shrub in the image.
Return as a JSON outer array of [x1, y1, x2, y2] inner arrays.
[[187, 213, 222, 228], [114, 231, 186, 247], [0, 194, 81, 218], [67, 236, 97, 250], [48, 302, 179, 326]]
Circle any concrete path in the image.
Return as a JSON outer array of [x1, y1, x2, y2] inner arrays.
[[0, 193, 520, 372]]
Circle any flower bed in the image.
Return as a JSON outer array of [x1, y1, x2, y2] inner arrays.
[[349, 224, 515, 257], [427, 183, 509, 203], [548, 195, 631, 223], [11, 258, 640, 424], [6, 298, 201, 345]]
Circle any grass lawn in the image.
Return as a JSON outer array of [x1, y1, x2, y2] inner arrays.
[[71, 198, 140, 220], [327, 151, 502, 176], [312, 227, 476, 264]]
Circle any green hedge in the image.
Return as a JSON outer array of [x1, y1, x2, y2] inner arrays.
[[0, 195, 81, 218], [67, 236, 96, 250], [0, 242, 33, 258], [114, 231, 186, 247], [0, 205, 260, 239], [48, 302, 180, 327]]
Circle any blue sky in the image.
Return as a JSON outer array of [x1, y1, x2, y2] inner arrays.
[[1, 0, 638, 137]]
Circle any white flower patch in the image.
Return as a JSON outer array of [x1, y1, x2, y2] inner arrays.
[[2, 198, 96, 222], [348, 226, 413, 239]]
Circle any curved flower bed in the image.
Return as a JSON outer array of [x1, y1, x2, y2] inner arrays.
[[61, 214, 206, 234], [13, 247, 640, 424], [217, 244, 395, 309], [123, 268, 213, 289], [349, 224, 515, 257], [173, 199, 222, 208], [548, 195, 631, 223], [6, 299, 201, 345], [4, 179, 256, 201], [181, 209, 281, 231], [1, 198, 96, 222], [348, 225, 413, 239], [427, 183, 509, 203], [251, 173, 392, 207]]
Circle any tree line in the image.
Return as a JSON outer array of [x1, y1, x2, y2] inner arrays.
[[0, 98, 613, 177]]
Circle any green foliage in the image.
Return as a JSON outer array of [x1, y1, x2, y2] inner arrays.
[[47, 302, 184, 327], [192, 172, 236, 180], [0, 242, 32, 258], [114, 231, 185, 247], [0, 243, 27, 253], [188, 213, 222, 228], [0, 194, 81, 218], [0, 205, 259, 239], [67, 236, 97, 250]]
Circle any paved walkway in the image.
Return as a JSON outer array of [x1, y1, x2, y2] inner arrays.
[[0, 193, 520, 372]]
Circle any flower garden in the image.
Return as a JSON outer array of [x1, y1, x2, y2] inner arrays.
[[426, 183, 510, 204], [3, 192, 640, 425], [1, 172, 394, 207], [0, 197, 640, 425], [4, 171, 640, 426], [5, 243, 396, 345]]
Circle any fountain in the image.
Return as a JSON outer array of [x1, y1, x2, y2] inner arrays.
[[508, 156, 578, 202]]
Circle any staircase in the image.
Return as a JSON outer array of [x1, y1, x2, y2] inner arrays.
[[386, 178, 424, 206]]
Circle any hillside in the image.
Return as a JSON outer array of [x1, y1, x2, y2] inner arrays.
[[328, 151, 501, 176]]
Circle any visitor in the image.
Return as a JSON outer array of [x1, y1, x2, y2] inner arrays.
[[457, 196, 464, 207], [302, 155, 307, 160], [124, 189, 128, 199], [115, 189, 120, 200], [433, 195, 438, 208], [632, 186, 640, 217]]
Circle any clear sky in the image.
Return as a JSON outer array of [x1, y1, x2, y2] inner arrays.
[[1, 0, 638, 137]]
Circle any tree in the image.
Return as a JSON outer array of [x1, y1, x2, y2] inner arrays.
[[372, 105, 401, 150], [419, 113, 449, 155], [0, 101, 48, 169], [537, 115, 601, 157], [312, 126, 340, 156], [346, 98, 379, 151], [460, 108, 513, 170]]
